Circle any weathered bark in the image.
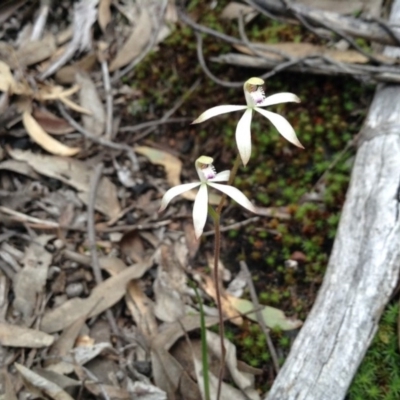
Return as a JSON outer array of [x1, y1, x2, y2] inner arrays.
[[265, 2, 400, 400], [211, 52, 400, 83], [251, 0, 398, 45]]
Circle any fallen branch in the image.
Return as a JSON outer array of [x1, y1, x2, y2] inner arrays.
[[265, 1, 400, 399], [249, 0, 400, 46]]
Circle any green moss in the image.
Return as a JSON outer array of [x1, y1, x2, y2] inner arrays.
[[348, 304, 400, 399]]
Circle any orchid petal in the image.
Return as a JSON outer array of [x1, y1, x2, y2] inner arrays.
[[192, 105, 247, 124], [255, 108, 304, 149], [193, 183, 208, 239], [235, 108, 253, 166], [209, 170, 230, 182], [258, 93, 300, 107], [159, 182, 201, 211], [208, 183, 257, 213]]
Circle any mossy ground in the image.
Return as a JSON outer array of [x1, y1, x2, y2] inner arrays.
[[122, 0, 399, 394]]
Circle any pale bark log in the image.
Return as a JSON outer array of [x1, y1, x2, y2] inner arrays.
[[265, 1, 400, 399], [251, 0, 398, 45]]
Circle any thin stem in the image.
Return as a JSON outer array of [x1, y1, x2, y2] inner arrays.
[[212, 212, 225, 400], [194, 286, 211, 400], [211, 153, 242, 399]]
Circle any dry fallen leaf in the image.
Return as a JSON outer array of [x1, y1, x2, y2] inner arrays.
[[109, 7, 152, 71], [38, 85, 91, 114], [136, 145, 181, 186], [41, 259, 152, 333], [128, 381, 167, 400], [55, 53, 98, 84], [0, 60, 16, 93], [126, 281, 158, 340], [151, 347, 201, 400], [13, 235, 53, 322], [17, 34, 56, 66], [204, 330, 260, 399], [153, 245, 188, 323], [120, 230, 145, 263], [45, 314, 87, 369], [98, 0, 112, 32], [0, 159, 40, 179], [201, 275, 243, 326], [8, 149, 121, 219], [150, 314, 219, 400], [15, 363, 74, 400], [22, 111, 80, 157], [76, 72, 105, 136], [221, 2, 258, 23], [229, 296, 303, 330], [2, 369, 18, 400], [33, 107, 74, 135], [0, 323, 54, 348]]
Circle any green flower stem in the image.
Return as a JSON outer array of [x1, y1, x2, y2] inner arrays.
[[194, 286, 211, 400], [212, 209, 225, 400], [208, 154, 241, 400]]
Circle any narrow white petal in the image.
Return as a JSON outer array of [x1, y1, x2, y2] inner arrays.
[[193, 184, 208, 239], [209, 170, 230, 182], [236, 108, 253, 166], [259, 93, 300, 107], [255, 108, 304, 149], [159, 182, 200, 211], [192, 105, 246, 124], [208, 183, 257, 213]]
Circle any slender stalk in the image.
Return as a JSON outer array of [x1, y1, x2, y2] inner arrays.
[[211, 154, 242, 400], [213, 212, 225, 400], [195, 287, 211, 400]]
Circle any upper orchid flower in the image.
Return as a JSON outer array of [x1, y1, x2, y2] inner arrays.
[[192, 77, 303, 166], [159, 156, 257, 239]]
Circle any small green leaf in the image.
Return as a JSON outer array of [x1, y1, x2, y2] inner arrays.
[[229, 297, 302, 331]]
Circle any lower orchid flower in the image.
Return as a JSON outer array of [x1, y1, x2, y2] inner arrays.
[[159, 156, 257, 239], [192, 77, 303, 166]]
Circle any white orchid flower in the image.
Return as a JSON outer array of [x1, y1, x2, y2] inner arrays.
[[159, 156, 257, 239], [192, 77, 303, 166]]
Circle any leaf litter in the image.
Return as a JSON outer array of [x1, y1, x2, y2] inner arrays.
[[0, 1, 303, 398]]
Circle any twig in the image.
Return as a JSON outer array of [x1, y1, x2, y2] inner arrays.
[[40, 0, 97, 79], [240, 260, 280, 374], [57, 102, 140, 171], [203, 216, 260, 236], [88, 163, 104, 284], [195, 32, 243, 88], [308, 136, 356, 195], [101, 59, 114, 140], [31, 0, 50, 41], [179, 8, 243, 45], [119, 117, 192, 133], [87, 163, 121, 346], [112, 0, 169, 82], [81, 366, 111, 400], [238, 11, 292, 62], [131, 79, 202, 142], [0, 206, 59, 228]]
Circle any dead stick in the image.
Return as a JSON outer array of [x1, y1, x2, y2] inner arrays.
[[240, 260, 280, 374]]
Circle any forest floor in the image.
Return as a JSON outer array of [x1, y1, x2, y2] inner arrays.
[[1, 0, 395, 399]]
